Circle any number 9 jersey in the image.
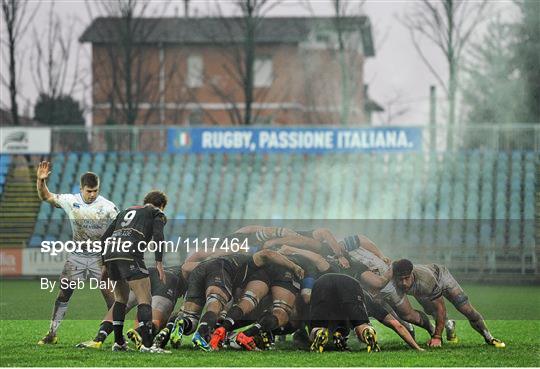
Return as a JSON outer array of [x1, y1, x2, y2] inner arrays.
[[101, 204, 167, 263]]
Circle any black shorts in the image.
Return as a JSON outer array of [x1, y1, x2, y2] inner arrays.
[[309, 274, 369, 329], [106, 258, 149, 281], [244, 265, 301, 294], [184, 259, 233, 306], [149, 269, 180, 303]]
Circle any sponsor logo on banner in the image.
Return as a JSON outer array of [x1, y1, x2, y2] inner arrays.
[[0, 249, 22, 276], [22, 249, 68, 276], [167, 127, 422, 154], [0, 127, 51, 154]]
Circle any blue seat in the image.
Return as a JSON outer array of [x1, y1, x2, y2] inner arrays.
[[29, 235, 42, 248]]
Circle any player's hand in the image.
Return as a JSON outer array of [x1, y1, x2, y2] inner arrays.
[[382, 256, 392, 265], [37, 161, 52, 180], [293, 265, 304, 280], [156, 261, 166, 283], [427, 337, 442, 347], [417, 347, 426, 352], [338, 256, 350, 269]]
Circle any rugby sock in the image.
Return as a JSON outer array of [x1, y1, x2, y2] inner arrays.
[[198, 311, 218, 338], [222, 305, 244, 332], [137, 304, 153, 348], [112, 302, 127, 345], [49, 300, 69, 335], [468, 311, 493, 341], [94, 321, 113, 343]]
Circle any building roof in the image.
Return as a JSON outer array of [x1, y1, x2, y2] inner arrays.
[[80, 16, 374, 57]]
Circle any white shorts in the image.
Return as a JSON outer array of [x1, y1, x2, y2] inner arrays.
[[61, 253, 102, 282]]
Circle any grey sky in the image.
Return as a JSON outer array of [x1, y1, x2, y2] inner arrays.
[[0, 0, 518, 126]]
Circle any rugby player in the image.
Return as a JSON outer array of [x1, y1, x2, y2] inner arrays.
[[344, 235, 435, 337], [309, 273, 380, 353], [279, 245, 423, 351], [166, 243, 304, 351], [392, 259, 506, 348], [76, 266, 187, 349], [209, 246, 316, 351], [101, 190, 168, 353], [36, 162, 117, 345]]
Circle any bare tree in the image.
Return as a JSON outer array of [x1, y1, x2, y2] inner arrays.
[[203, 0, 281, 125], [379, 89, 411, 124], [300, 0, 370, 125], [83, 0, 183, 126], [332, 0, 365, 125], [1, 0, 39, 125], [30, 1, 85, 100], [401, 0, 491, 149]]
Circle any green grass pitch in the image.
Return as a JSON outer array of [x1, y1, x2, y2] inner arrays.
[[0, 280, 539, 367]]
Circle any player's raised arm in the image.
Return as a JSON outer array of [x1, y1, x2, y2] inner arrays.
[[36, 161, 58, 206]]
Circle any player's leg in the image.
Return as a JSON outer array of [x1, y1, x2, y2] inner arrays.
[[240, 285, 296, 350], [210, 279, 269, 349], [75, 305, 114, 349], [127, 276, 153, 350], [192, 262, 234, 351], [308, 276, 334, 352], [111, 278, 130, 351], [337, 278, 379, 353], [88, 257, 115, 309], [38, 258, 79, 345], [444, 285, 505, 347], [193, 285, 230, 350], [151, 296, 174, 331]]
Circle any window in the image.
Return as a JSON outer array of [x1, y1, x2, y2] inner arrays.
[[254, 57, 273, 87], [186, 55, 203, 87]]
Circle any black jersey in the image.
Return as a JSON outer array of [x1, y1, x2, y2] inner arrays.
[[325, 256, 370, 279], [219, 253, 259, 287], [101, 204, 167, 262]]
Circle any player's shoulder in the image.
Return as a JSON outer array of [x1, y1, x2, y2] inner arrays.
[[57, 193, 78, 201], [53, 193, 79, 208], [95, 195, 116, 208], [144, 204, 167, 221]]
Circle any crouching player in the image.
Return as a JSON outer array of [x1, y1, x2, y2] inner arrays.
[[309, 273, 380, 353], [392, 259, 505, 348], [76, 266, 187, 349]]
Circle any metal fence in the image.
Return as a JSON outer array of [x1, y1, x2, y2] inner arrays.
[[47, 123, 540, 153]]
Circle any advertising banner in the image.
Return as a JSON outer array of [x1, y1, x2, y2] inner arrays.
[[168, 126, 422, 154], [0, 127, 51, 154], [0, 248, 22, 276]]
